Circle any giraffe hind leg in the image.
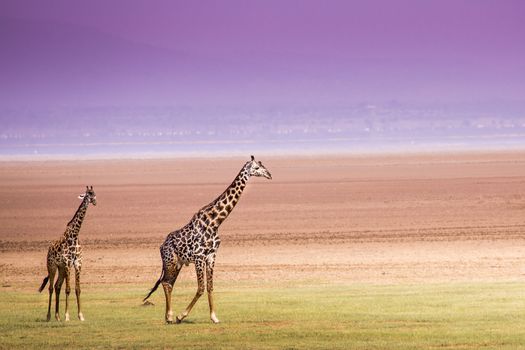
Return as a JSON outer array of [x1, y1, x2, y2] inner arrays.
[[46, 266, 57, 322], [54, 267, 65, 321], [162, 259, 183, 324], [144, 247, 175, 302]]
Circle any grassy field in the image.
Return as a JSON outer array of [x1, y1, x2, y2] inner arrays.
[[0, 282, 524, 349]]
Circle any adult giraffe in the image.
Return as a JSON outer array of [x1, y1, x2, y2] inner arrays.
[[144, 156, 272, 324]]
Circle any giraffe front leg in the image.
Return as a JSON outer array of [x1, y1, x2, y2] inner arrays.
[[176, 260, 205, 324], [64, 268, 71, 321], [74, 267, 84, 321], [206, 255, 220, 324]]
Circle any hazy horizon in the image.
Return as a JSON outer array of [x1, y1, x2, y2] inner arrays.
[[1, 0, 524, 158]]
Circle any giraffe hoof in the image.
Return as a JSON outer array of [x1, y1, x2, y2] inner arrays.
[[211, 313, 220, 324], [175, 317, 183, 324], [79, 314, 85, 321], [166, 320, 173, 324]]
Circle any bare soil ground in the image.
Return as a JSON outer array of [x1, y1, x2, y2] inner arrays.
[[1, 152, 525, 290]]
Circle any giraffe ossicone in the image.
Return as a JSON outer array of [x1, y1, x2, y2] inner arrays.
[[144, 155, 272, 324], [38, 186, 97, 322]]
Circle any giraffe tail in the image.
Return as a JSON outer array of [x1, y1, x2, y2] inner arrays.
[[143, 269, 164, 302], [38, 276, 49, 293]]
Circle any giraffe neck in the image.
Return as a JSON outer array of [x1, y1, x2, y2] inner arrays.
[[64, 197, 89, 241], [207, 162, 250, 227]]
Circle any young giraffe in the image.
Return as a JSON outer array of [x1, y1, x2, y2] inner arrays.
[[144, 156, 272, 324], [38, 186, 97, 322]]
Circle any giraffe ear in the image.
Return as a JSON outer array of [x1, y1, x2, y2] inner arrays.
[[251, 155, 255, 161], [78, 194, 86, 200]]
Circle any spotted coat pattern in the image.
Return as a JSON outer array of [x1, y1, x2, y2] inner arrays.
[[39, 186, 97, 322], [145, 156, 272, 324]]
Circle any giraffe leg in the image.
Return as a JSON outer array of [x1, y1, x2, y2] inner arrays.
[[162, 281, 173, 324], [206, 255, 220, 324], [162, 261, 182, 324], [64, 267, 71, 321], [46, 266, 57, 322], [54, 267, 65, 321], [74, 267, 84, 321], [176, 259, 205, 324]]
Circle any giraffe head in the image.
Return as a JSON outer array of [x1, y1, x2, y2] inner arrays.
[[79, 186, 97, 206], [248, 155, 272, 180]]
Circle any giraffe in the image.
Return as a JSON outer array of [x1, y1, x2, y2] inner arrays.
[[144, 155, 272, 324], [38, 186, 97, 322]]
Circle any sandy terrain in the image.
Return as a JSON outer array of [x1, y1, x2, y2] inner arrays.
[[1, 152, 525, 290]]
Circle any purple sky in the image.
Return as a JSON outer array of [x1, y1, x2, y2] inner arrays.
[[1, 0, 524, 107]]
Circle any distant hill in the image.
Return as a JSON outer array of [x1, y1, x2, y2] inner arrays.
[[0, 17, 225, 106], [2, 16, 524, 109], [1, 16, 524, 157]]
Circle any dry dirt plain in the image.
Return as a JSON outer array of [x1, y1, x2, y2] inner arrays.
[[1, 152, 525, 290]]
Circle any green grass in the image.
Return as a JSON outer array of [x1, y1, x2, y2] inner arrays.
[[1, 282, 524, 349]]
